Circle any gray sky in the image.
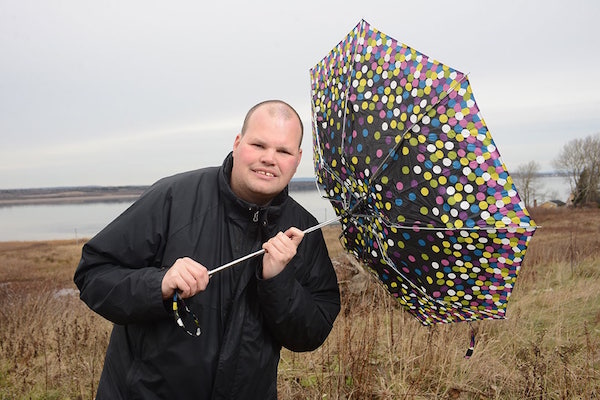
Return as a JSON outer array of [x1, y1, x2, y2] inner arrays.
[[1, 0, 599, 189]]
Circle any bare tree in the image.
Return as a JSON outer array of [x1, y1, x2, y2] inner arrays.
[[513, 160, 541, 208], [553, 134, 600, 206]]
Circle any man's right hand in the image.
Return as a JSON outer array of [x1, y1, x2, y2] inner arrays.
[[161, 257, 210, 300]]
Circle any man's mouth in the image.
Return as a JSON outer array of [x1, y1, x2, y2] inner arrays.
[[255, 170, 275, 178]]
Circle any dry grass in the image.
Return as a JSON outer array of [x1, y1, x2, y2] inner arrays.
[[1, 211, 600, 399]]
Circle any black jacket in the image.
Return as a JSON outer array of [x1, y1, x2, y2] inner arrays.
[[74, 154, 340, 399]]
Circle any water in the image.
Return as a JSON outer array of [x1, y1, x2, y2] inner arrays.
[[0, 190, 336, 242], [0, 175, 571, 242], [532, 175, 571, 203]]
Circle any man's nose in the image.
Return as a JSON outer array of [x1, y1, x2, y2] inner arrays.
[[260, 148, 276, 164]]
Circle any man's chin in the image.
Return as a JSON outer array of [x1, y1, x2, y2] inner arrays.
[[248, 185, 283, 203]]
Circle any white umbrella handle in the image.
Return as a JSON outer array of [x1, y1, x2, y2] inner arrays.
[[207, 216, 341, 276]]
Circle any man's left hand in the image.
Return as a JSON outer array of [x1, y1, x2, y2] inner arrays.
[[261, 227, 304, 279]]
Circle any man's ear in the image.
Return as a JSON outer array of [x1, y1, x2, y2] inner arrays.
[[233, 133, 242, 151]]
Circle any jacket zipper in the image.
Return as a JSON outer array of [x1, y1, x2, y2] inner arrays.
[[252, 210, 259, 223]]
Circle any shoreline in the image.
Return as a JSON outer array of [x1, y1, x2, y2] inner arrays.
[[0, 186, 147, 207], [0, 180, 319, 207], [0, 193, 142, 207]]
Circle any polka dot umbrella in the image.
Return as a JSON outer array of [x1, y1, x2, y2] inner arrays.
[[310, 19, 537, 325]]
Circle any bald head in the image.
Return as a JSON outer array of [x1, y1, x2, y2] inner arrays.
[[241, 100, 304, 148]]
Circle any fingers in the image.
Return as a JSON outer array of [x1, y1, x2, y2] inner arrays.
[[261, 227, 305, 279], [265, 228, 304, 254], [161, 257, 210, 300], [284, 227, 304, 246]]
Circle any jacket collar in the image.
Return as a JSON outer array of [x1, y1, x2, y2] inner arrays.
[[218, 152, 287, 228]]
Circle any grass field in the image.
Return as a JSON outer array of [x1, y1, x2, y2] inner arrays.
[[1, 207, 599, 399]]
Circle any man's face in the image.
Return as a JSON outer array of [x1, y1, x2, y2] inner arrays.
[[230, 107, 303, 205]]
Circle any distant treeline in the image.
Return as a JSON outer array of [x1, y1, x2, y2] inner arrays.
[[0, 179, 319, 205], [511, 171, 570, 178]]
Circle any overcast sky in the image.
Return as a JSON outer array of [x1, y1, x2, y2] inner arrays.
[[1, 0, 599, 189]]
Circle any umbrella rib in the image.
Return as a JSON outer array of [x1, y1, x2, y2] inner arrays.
[[338, 20, 367, 177], [349, 212, 536, 232], [367, 73, 470, 187]]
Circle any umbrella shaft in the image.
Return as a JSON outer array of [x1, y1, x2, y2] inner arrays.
[[208, 216, 341, 276]]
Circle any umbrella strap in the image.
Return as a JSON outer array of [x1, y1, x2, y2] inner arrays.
[[464, 323, 476, 359]]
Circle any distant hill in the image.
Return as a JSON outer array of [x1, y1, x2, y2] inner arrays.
[[0, 178, 319, 206]]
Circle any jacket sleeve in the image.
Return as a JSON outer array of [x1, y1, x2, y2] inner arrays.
[[73, 184, 173, 325], [256, 228, 340, 352]]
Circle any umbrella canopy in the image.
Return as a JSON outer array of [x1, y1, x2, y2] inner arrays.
[[310, 19, 537, 325]]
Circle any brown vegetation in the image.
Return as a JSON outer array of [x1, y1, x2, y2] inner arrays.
[[1, 209, 600, 399]]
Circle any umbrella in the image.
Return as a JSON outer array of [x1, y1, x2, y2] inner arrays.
[[310, 19, 537, 325]]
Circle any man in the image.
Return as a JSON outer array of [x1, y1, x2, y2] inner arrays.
[[74, 100, 341, 399]]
